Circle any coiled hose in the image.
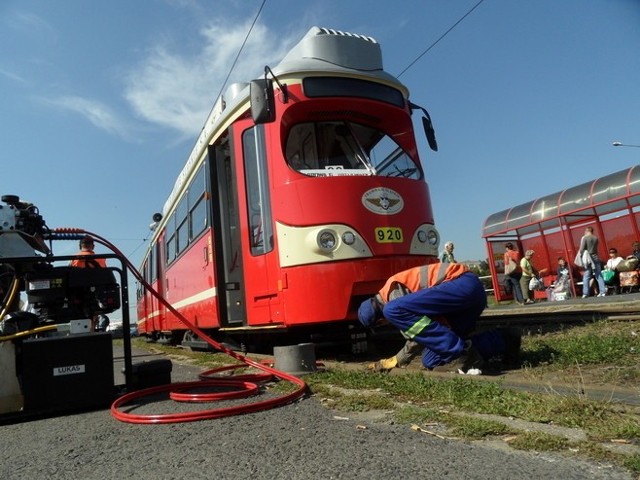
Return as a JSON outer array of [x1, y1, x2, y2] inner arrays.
[[53, 228, 309, 424]]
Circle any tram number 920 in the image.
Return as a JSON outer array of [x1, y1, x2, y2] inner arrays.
[[375, 227, 403, 243]]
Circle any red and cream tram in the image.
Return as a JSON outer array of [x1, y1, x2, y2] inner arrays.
[[136, 26, 440, 348]]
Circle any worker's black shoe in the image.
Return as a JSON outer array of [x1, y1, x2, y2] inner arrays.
[[498, 327, 522, 368], [458, 340, 485, 375]]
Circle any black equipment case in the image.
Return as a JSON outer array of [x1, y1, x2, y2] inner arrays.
[[18, 332, 115, 412]]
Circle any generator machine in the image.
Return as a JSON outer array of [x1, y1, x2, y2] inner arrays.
[[0, 194, 132, 419]]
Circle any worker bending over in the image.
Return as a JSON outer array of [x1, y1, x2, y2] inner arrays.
[[358, 262, 520, 374]]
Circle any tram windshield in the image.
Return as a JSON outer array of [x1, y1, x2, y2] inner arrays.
[[285, 121, 421, 179]]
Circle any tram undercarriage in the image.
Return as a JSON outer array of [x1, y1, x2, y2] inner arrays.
[[142, 321, 392, 357]]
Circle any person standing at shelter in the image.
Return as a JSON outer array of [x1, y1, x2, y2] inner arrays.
[[440, 241, 456, 263], [70, 236, 107, 268], [578, 226, 606, 298], [357, 262, 520, 375], [503, 242, 524, 305], [519, 250, 537, 304]]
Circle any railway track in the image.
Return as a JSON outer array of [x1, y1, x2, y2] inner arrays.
[[478, 291, 640, 330]]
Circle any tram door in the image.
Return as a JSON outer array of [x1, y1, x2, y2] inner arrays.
[[209, 134, 246, 327], [149, 242, 163, 332]]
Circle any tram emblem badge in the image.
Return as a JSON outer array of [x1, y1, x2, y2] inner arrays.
[[362, 188, 404, 215]]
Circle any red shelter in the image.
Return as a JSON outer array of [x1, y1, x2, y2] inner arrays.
[[482, 166, 640, 301]]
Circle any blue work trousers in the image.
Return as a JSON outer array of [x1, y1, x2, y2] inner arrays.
[[382, 272, 487, 369]]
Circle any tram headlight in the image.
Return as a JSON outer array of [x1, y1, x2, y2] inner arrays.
[[427, 230, 438, 246], [317, 229, 338, 252], [417, 230, 427, 243], [341, 231, 356, 246]]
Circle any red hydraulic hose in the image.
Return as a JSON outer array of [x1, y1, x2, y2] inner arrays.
[[54, 228, 309, 424], [169, 380, 259, 402]]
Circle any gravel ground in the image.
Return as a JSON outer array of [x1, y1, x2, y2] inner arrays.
[[0, 345, 634, 480]]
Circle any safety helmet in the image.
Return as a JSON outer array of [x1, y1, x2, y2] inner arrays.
[[357, 298, 381, 328]]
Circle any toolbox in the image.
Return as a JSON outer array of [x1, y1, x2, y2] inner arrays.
[[18, 332, 115, 412], [127, 359, 172, 390]]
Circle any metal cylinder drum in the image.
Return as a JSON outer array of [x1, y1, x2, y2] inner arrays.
[[273, 343, 317, 375]]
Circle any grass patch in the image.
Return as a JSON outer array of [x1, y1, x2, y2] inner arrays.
[[624, 454, 640, 474], [128, 321, 640, 475], [305, 368, 640, 474], [334, 393, 396, 412], [394, 404, 441, 424], [306, 383, 396, 412], [506, 431, 570, 451], [268, 379, 302, 394], [306, 369, 640, 440], [129, 338, 251, 368], [445, 415, 511, 440], [521, 320, 639, 369]]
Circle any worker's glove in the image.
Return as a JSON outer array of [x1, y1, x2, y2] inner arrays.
[[367, 355, 398, 373]]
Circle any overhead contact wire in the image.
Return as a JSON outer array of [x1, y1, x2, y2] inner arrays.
[[397, 0, 486, 78]]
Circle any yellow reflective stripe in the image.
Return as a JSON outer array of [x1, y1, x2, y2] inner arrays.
[[404, 315, 432, 339]]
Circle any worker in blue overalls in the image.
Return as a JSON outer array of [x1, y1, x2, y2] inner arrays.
[[358, 262, 520, 374]]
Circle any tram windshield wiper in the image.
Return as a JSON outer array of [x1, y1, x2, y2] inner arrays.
[[336, 123, 376, 175]]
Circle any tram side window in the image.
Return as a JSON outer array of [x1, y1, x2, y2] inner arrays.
[[165, 165, 209, 265], [176, 196, 188, 256], [151, 243, 158, 282], [243, 126, 273, 256], [190, 198, 207, 238], [285, 121, 421, 179], [166, 212, 177, 263], [144, 247, 155, 285], [188, 165, 208, 239], [138, 258, 148, 300]]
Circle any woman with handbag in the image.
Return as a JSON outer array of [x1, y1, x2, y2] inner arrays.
[[503, 243, 525, 305]]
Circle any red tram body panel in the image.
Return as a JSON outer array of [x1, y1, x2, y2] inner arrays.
[[136, 27, 441, 345]]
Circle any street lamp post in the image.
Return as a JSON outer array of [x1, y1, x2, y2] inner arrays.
[[612, 141, 640, 148]]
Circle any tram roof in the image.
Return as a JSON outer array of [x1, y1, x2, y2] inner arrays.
[[482, 165, 640, 237], [273, 27, 403, 91], [160, 26, 410, 221]]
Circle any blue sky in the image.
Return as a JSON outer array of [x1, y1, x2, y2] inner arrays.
[[2, 0, 639, 270]]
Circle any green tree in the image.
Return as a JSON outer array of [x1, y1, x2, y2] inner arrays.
[[468, 260, 492, 291]]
